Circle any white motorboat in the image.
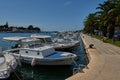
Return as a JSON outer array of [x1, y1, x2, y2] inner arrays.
[[31, 34, 53, 44], [31, 34, 80, 51], [53, 37, 80, 51], [3, 37, 77, 66], [0, 50, 17, 79]]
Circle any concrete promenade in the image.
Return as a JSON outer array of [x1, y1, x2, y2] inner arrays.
[[66, 34, 120, 80]]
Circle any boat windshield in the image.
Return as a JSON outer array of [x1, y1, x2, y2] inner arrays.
[[22, 40, 41, 48], [45, 38, 52, 43], [64, 38, 71, 42], [39, 38, 45, 43]]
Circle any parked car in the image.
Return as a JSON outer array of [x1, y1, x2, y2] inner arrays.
[[114, 31, 120, 39]]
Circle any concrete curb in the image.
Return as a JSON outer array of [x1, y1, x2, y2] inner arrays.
[[66, 34, 120, 80]]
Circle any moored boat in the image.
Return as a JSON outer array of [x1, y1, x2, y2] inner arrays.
[[31, 34, 80, 52], [3, 37, 77, 66]]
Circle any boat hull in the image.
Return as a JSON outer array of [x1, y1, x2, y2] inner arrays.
[[18, 56, 76, 66], [54, 41, 80, 52]]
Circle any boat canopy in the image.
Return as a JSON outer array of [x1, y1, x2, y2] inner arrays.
[[3, 37, 40, 43], [31, 34, 51, 38], [3, 37, 28, 42], [20, 38, 40, 43]]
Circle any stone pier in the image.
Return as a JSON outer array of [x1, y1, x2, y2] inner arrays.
[[66, 34, 120, 80]]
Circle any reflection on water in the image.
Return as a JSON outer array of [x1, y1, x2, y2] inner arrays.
[[19, 64, 72, 80]]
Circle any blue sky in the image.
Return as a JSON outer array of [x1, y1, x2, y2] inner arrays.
[[0, 0, 105, 31]]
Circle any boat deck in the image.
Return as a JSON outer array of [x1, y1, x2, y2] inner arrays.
[[0, 53, 15, 71], [46, 52, 65, 58]]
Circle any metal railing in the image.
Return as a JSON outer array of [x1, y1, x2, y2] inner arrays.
[[72, 57, 87, 75]]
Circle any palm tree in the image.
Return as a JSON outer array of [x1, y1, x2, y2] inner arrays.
[[84, 13, 99, 34], [108, 0, 120, 27], [84, 0, 120, 38], [97, 0, 116, 38]]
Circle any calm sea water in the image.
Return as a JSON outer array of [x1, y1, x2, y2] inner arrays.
[[0, 32, 87, 80]]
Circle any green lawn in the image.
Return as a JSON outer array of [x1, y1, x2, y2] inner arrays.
[[91, 35, 102, 40], [91, 35, 120, 47], [106, 39, 120, 47]]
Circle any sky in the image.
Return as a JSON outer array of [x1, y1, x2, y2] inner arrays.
[[0, 0, 105, 31]]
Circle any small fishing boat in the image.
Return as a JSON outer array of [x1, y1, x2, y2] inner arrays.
[[0, 49, 17, 79], [3, 37, 77, 66]]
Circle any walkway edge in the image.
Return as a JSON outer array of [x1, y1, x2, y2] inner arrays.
[[66, 34, 103, 80]]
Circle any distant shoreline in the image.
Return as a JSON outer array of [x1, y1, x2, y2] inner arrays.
[[0, 31, 57, 33], [0, 31, 40, 33]]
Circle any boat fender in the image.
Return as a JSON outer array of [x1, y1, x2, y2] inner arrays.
[[31, 58, 36, 67], [15, 54, 22, 66], [17, 57, 22, 66]]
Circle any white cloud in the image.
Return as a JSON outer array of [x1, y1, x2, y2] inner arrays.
[[64, 1, 72, 6]]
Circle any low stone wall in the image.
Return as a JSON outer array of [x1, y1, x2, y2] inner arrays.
[[66, 35, 92, 80], [82, 35, 91, 64]]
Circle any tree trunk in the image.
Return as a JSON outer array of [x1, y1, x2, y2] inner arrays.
[[107, 25, 115, 39], [102, 26, 107, 37]]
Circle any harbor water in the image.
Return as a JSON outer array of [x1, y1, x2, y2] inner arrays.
[[0, 32, 87, 80]]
